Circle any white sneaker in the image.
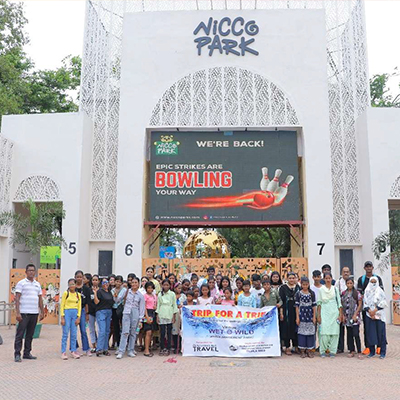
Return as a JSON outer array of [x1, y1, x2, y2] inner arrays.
[[127, 351, 136, 358], [116, 353, 123, 359]]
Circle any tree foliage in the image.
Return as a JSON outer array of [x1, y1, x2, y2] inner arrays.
[[370, 68, 400, 108], [217, 227, 291, 258], [0, 0, 81, 127], [372, 210, 400, 270], [0, 199, 66, 255]]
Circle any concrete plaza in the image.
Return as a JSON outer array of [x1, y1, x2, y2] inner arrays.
[[0, 324, 399, 400]]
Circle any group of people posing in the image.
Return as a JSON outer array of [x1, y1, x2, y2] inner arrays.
[[13, 261, 388, 362]]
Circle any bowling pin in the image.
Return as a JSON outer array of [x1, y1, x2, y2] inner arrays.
[[259, 167, 270, 191], [266, 169, 282, 193], [274, 175, 294, 204]]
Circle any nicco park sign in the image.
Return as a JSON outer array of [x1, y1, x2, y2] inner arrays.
[[193, 17, 260, 57]]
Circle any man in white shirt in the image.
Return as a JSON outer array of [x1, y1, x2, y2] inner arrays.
[[335, 266, 353, 294], [14, 264, 44, 363], [250, 274, 264, 308], [335, 266, 352, 354]]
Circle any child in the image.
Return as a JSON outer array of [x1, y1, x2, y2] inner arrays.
[[197, 284, 213, 305], [60, 278, 82, 360], [295, 277, 317, 358], [208, 276, 219, 299], [172, 283, 185, 353], [270, 271, 282, 289], [143, 281, 157, 357], [116, 277, 145, 359], [193, 287, 200, 302], [250, 274, 264, 307], [181, 279, 191, 295], [156, 279, 178, 356], [174, 282, 187, 305], [190, 274, 199, 289], [310, 270, 322, 299], [221, 288, 235, 306], [237, 280, 257, 308], [139, 277, 149, 295], [168, 273, 177, 289], [234, 277, 244, 304], [341, 278, 363, 358], [183, 290, 196, 305], [260, 278, 282, 308]]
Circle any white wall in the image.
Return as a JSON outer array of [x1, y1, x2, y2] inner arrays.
[[115, 9, 335, 277], [1, 113, 93, 295], [357, 108, 400, 282], [356, 107, 400, 320]]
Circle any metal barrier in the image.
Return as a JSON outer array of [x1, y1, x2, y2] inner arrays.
[[0, 301, 14, 329]]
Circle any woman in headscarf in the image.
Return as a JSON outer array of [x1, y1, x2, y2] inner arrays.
[[317, 272, 343, 358], [363, 277, 387, 359], [279, 272, 300, 355]]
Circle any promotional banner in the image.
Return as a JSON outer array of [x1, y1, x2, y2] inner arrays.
[[181, 305, 280, 357], [149, 130, 300, 223]]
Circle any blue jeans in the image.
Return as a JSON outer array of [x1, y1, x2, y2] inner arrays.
[[61, 309, 78, 353], [96, 309, 112, 352], [118, 309, 139, 355], [72, 308, 90, 352], [88, 314, 97, 346]]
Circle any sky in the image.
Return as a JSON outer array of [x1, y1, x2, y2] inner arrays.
[[18, 0, 400, 93]]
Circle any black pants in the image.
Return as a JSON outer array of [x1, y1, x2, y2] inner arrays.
[[362, 311, 368, 348], [14, 313, 38, 357], [284, 337, 298, 348], [111, 308, 122, 347], [160, 323, 172, 350], [338, 323, 345, 351], [346, 325, 361, 353]]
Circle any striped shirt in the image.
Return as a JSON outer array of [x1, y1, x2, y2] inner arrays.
[[15, 278, 41, 314]]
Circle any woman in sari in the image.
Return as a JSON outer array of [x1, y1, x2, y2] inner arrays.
[[363, 277, 387, 359], [317, 272, 343, 358], [279, 272, 300, 355]]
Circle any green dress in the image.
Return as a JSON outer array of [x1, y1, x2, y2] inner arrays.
[[317, 286, 341, 335]]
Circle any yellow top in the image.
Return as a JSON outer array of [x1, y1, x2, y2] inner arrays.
[[60, 290, 81, 318]]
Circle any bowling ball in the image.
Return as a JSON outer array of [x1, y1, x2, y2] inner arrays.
[[252, 191, 275, 209]]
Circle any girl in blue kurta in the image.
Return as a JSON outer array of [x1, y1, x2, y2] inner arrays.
[[295, 277, 317, 358]]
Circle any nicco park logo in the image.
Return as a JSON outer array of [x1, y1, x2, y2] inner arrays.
[[154, 135, 180, 156]]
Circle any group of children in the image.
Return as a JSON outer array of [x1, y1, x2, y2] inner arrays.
[[60, 262, 388, 360]]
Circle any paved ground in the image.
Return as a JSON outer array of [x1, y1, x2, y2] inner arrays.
[[0, 324, 399, 400]]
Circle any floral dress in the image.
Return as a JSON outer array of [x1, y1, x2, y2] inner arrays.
[[295, 291, 316, 336]]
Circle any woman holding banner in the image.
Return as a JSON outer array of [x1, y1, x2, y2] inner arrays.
[[279, 273, 299, 355]]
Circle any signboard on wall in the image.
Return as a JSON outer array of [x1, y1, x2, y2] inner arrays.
[[149, 131, 301, 224], [40, 246, 61, 264]]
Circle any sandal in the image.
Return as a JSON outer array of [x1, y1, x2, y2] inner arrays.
[[307, 351, 314, 359], [144, 352, 154, 357], [138, 345, 145, 352], [165, 350, 170, 356], [285, 349, 292, 356], [348, 353, 355, 358], [159, 350, 164, 356], [103, 351, 111, 356]]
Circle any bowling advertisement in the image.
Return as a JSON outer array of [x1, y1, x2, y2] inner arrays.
[[149, 130, 300, 223]]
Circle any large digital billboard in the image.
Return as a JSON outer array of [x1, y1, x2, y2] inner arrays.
[[148, 131, 301, 224]]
